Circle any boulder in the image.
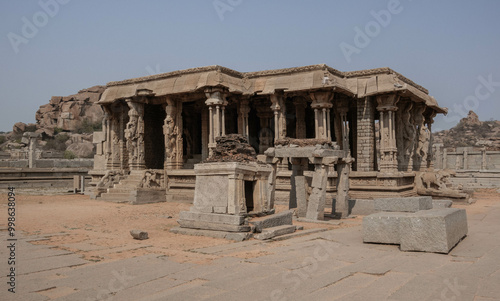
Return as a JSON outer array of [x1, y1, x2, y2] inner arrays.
[[66, 142, 95, 158]]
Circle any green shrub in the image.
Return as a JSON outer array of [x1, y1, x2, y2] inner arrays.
[[54, 127, 64, 135], [63, 150, 76, 159], [0, 135, 5, 145], [76, 119, 102, 134]]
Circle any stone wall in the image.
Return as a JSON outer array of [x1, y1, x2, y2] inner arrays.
[[0, 159, 93, 169], [433, 145, 500, 170]]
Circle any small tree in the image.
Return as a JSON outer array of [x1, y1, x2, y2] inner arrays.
[[63, 150, 76, 159]]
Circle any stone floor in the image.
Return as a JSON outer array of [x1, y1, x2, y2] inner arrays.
[[2, 199, 500, 301]]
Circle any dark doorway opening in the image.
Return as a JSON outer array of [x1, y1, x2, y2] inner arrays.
[[144, 104, 166, 169], [244, 180, 255, 212]]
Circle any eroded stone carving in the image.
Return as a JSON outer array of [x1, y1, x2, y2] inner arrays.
[[97, 170, 123, 188], [139, 169, 164, 189]]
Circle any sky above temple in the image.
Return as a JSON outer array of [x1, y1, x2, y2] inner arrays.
[[1, 0, 499, 132]]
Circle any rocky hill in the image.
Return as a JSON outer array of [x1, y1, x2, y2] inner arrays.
[[4, 85, 106, 158], [433, 111, 500, 150]]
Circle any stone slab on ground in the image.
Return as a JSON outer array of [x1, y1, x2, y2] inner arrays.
[[363, 212, 413, 244], [374, 196, 433, 212], [249, 210, 293, 233], [177, 219, 251, 232], [180, 211, 245, 225], [432, 199, 453, 208], [400, 208, 468, 253], [170, 227, 252, 241], [254, 225, 297, 240]]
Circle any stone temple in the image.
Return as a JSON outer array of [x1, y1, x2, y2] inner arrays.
[[89, 64, 447, 205]]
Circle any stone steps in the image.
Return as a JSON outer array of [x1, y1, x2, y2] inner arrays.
[[99, 172, 144, 203]]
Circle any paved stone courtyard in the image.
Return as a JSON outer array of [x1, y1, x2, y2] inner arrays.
[[2, 191, 500, 300]]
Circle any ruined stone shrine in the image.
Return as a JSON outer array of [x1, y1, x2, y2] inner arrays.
[[263, 138, 352, 219], [89, 64, 446, 205]]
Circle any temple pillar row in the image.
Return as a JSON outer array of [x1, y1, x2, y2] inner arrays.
[[376, 94, 399, 173], [294, 98, 307, 139], [205, 88, 228, 156], [238, 99, 250, 138], [334, 98, 350, 152], [310, 91, 333, 140]]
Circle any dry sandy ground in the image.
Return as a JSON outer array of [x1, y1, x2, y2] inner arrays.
[[0, 191, 349, 265]]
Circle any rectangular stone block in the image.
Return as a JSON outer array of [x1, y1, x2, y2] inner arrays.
[[374, 196, 432, 212], [179, 211, 245, 225], [254, 225, 296, 240], [250, 210, 293, 233], [363, 212, 412, 244], [399, 208, 468, 254]]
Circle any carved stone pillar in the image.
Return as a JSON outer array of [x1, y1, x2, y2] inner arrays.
[[270, 93, 286, 143], [126, 99, 145, 170], [425, 110, 437, 170], [205, 88, 228, 156], [164, 97, 183, 170], [376, 94, 399, 173], [201, 107, 209, 161], [238, 99, 250, 138], [102, 106, 113, 169], [310, 91, 333, 140], [413, 103, 426, 171], [356, 97, 375, 171], [106, 105, 122, 170]]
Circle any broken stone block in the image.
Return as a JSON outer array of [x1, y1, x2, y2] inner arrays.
[[363, 212, 412, 244], [432, 199, 453, 208], [374, 196, 432, 213], [254, 225, 297, 240], [130, 230, 148, 240], [399, 208, 468, 253], [250, 210, 293, 233]]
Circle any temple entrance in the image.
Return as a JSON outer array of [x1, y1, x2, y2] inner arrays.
[[144, 104, 166, 169]]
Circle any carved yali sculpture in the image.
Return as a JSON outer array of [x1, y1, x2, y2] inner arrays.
[[416, 169, 471, 202]]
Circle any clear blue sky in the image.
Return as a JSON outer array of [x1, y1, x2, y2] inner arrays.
[[1, 0, 499, 132]]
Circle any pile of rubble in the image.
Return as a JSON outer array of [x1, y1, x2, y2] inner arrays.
[[274, 137, 335, 147], [204, 134, 257, 163]]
